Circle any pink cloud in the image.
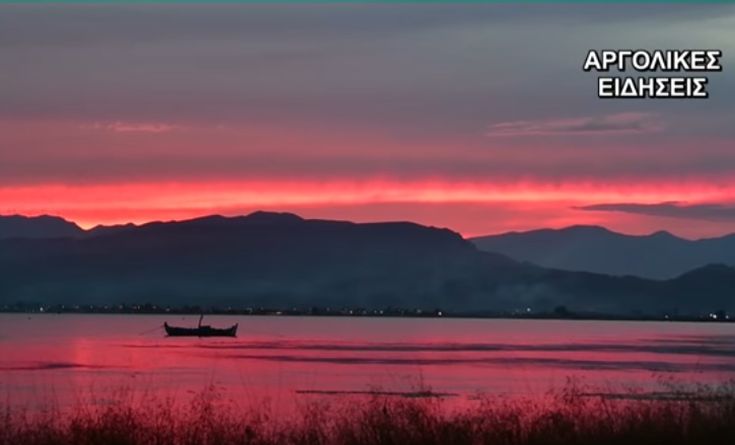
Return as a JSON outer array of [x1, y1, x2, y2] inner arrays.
[[84, 121, 179, 134], [3, 178, 735, 237]]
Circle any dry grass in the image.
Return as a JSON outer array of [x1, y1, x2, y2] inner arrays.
[[2, 380, 734, 445]]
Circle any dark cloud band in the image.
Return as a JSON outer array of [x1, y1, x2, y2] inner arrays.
[[577, 202, 735, 222]]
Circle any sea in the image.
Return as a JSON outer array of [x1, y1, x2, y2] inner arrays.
[[1, 314, 734, 412]]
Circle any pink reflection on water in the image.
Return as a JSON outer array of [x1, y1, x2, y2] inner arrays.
[[1, 315, 734, 412]]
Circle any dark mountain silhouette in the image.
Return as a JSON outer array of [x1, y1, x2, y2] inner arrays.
[[471, 226, 735, 279], [86, 222, 138, 238], [0, 213, 733, 315], [0, 215, 83, 240]]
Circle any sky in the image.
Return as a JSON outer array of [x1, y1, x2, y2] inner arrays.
[[1, 3, 735, 238]]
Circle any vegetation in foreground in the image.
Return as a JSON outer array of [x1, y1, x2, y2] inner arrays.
[[2, 380, 734, 445]]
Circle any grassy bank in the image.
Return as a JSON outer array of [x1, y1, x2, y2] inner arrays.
[[2, 381, 734, 445]]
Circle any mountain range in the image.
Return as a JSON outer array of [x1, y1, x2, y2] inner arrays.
[[0, 214, 83, 239], [471, 226, 735, 279], [0, 213, 733, 315]]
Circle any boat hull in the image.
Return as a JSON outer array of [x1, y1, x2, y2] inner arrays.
[[164, 322, 238, 337]]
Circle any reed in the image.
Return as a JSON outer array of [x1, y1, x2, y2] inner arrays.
[[2, 380, 734, 445]]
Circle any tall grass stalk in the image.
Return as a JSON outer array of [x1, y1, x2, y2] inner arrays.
[[1, 380, 734, 445]]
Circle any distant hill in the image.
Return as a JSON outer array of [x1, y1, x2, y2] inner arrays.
[[471, 226, 735, 279], [0, 212, 734, 315], [0, 215, 83, 240], [86, 222, 139, 238], [0, 212, 512, 310]]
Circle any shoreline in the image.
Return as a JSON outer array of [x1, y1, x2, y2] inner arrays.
[[1, 309, 732, 324]]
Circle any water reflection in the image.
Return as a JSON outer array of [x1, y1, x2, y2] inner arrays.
[[1, 314, 734, 409]]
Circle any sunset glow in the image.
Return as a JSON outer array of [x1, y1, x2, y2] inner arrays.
[[3, 178, 735, 237], [1, 4, 734, 238]]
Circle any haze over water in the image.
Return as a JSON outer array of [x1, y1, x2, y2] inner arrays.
[[1, 314, 734, 411]]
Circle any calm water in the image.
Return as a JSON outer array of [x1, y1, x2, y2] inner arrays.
[[1, 314, 734, 410]]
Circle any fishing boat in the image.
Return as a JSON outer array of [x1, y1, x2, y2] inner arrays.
[[164, 315, 238, 337]]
